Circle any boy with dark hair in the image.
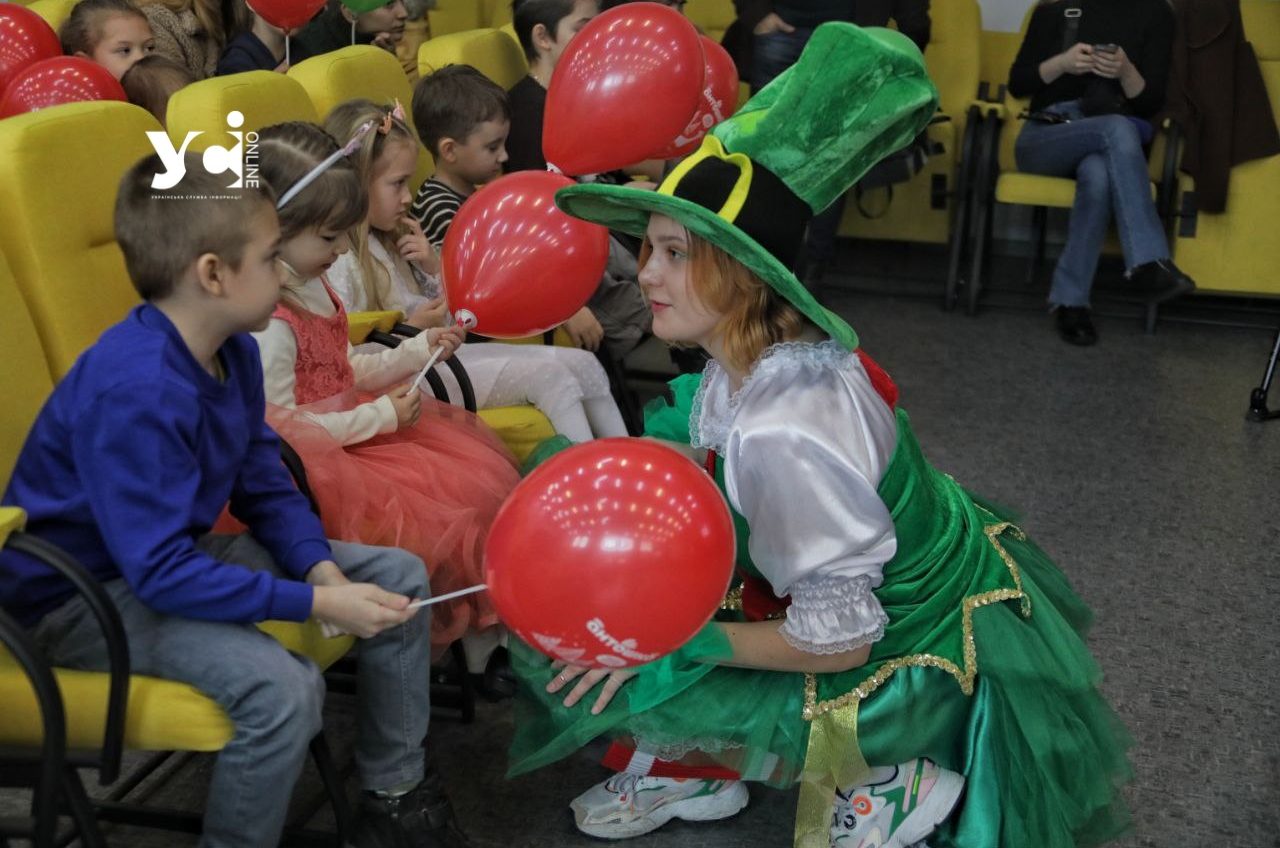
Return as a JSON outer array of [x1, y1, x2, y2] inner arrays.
[[409, 64, 511, 247], [0, 155, 468, 848]]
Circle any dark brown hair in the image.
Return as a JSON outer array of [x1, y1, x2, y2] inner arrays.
[[512, 0, 575, 62], [411, 64, 510, 157], [255, 121, 367, 240]]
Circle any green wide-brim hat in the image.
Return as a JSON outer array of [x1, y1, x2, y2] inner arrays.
[[555, 23, 939, 351]]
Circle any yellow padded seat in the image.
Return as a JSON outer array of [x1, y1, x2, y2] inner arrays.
[[418, 28, 528, 90], [166, 70, 318, 153], [0, 102, 156, 379], [994, 172, 1079, 209], [427, 0, 484, 37], [0, 253, 53, 485], [485, 0, 513, 29], [288, 45, 435, 189], [0, 618, 351, 752], [684, 0, 734, 44], [27, 0, 76, 30], [476, 406, 556, 463]]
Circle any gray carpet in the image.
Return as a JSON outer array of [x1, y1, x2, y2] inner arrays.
[[4, 257, 1278, 847]]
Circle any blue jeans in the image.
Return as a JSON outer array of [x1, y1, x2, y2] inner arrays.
[[33, 535, 432, 848], [1014, 101, 1169, 307]]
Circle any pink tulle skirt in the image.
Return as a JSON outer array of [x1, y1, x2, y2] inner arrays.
[[266, 390, 519, 650]]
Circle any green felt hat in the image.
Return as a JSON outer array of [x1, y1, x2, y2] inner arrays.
[[555, 23, 938, 351]]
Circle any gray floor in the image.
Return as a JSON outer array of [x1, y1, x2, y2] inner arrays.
[[5, 251, 1280, 847]]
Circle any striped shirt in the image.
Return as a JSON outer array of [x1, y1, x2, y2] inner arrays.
[[410, 178, 467, 248]]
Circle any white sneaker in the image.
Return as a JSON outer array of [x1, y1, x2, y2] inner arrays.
[[570, 773, 750, 839], [829, 759, 964, 848]]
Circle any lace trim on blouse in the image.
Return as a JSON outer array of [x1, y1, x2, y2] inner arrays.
[[690, 340, 855, 453], [779, 573, 888, 655]]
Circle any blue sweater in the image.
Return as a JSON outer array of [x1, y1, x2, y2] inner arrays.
[[1, 305, 330, 627]]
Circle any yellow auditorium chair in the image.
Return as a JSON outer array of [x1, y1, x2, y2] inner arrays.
[[0, 102, 357, 841], [27, 0, 76, 31], [958, 6, 1172, 320], [418, 26, 529, 90], [836, 0, 982, 256], [485, 0, 514, 29], [288, 44, 435, 189], [427, 0, 485, 37], [684, 0, 735, 46], [1168, 0, 1280, 297], [166, 69, 319, 153]]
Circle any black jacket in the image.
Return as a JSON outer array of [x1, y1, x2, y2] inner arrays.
[[723, 0, 931, 79]]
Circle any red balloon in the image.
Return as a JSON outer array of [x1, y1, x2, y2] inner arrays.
[[485, 439, 735, 669], [0, 57, 127, 119], [246, 0, 325, 31], [652, 36, 740, 159], [543, 2, 704, 176], [0, 5, 62, 94], [441, 170, 609, 338]]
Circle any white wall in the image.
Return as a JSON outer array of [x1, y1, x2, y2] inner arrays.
[[978, 0, 1037, 32]]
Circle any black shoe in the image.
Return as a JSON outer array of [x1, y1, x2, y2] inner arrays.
[[469, 646, 516, 702], [353, 765, 470, 848], [1055, 306, 1098, 346], [1129, 259, 1196, 304]]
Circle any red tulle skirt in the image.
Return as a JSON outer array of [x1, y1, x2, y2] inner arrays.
[[263, 390, 519, 650]]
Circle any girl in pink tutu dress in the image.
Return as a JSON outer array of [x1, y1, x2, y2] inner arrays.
[[252, 120, 520, 652]]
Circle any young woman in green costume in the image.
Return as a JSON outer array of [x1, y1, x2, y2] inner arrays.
[[508, 23, 1134, 848]]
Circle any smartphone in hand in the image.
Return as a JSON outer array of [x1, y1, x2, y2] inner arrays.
[[1093, 43, 1119, 54]]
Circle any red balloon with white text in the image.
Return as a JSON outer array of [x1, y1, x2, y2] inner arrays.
[[484, 438, 736, 670], [543, 2, 704, 176]]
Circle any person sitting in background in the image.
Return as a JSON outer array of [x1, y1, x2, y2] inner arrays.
[[215, 1, 308, 74], [135, 0, 228, 80], [121, 53, 193, 125], [59, 0, 155, 80], [294, 0, 407, 59], [1009, 0, 1195, 346], [721, 0, 932, 287]]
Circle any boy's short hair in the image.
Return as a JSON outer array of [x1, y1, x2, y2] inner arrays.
[[411, 64, 510, 157], [121, 54, 194, 126], [512, 0, 576, 62], [114, 153, 275, 301]]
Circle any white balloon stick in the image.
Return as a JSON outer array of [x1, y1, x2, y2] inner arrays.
[[407, 584, 487, 609]]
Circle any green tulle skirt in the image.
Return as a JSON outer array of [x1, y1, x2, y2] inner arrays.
[[509, 375, 1133, 848]]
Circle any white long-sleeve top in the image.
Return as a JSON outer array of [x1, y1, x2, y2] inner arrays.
[[253, 276, 436, 446], [692, 340, 900, 655]]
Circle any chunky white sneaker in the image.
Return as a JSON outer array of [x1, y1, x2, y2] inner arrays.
[[570, 773, 750, 839], [829, 759, 964, 848]]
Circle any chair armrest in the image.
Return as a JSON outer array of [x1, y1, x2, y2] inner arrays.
[[347, 310, 405, 346], [970, 99, 1007, 121], [3, 529, 129, 783], [0, 606, 66, 845], [278, 439, 320, 517], [440, 357, 477, 413], [392, 323, 422, 338]]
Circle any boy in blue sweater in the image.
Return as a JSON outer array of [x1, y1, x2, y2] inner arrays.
[[0, 155, 469, 848]]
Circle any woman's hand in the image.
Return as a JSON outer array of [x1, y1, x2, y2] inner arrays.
[[398, 216, 441, 276], [425, 325, 465, 360], [1091, 46, 1145, 97], [547, 661, 638, 714], [406, 297, 449, 329], [1058, 42, 1096, 76], [752, 11, 795, 36]]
